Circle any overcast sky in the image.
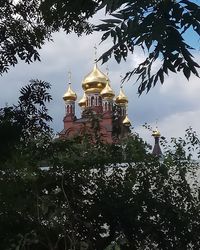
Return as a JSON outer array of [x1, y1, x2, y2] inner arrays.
[[0, 13, 200, 146]]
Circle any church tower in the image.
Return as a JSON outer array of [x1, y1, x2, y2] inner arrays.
[[101, 80, 115, 113], [152, 127, 162, 157], [115, 86, 128, 117], [113, 86, 132, 139], [62, 73, 77, 131]]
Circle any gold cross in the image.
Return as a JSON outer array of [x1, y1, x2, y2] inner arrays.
[[94, 44, 97, 63], [68, 70, 72, 84], [120, 74, 124, 88], [106, 65, 109, 76]]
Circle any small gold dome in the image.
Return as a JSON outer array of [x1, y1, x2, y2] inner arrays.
[[63, 84, 77, 102], [152, 128, 161, 137], [115, 87, 128, 105], [123, 115, 131, 126], [101, 81, 115, 99], [82, 63, 108, 93], [78, 93, 87, 107]]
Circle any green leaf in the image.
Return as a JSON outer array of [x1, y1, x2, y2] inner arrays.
[[174, 57, 183, 68], [101, 31, 110, 42], [102, 19, 122, 24], [183, 66, 191, 80], [146, 76, 154, 93], [158, 69, 164, 84]]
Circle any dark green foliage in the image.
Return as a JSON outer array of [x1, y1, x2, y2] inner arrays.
[[97, 0, 200, 94], [40, 0, 97, 34], [0, 81, 200, 249], [0, 106, 22, 161], [17, 79, 52, 140], [0, 0, 48, 74], [0, 0, 96, 74], [0, 79, 52, 164], [1, 134, 200, 249]]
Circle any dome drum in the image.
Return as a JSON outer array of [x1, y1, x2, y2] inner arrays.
[[84, 84, 105, 94]]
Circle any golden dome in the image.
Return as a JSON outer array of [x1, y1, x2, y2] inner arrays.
[[115, 87, 128, 105], [122, 115, 131, 126], [82, 63, 108, 93], [101, 81, 115, 99], [63, 84, 77, 102], [152, 128, 161, 137], [78, 93, 87, 107]]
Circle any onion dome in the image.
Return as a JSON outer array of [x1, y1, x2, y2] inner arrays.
[[152, 128, 161, 137], [101, 80, 115, 99], [78, 92, 87, 108], [122, 115, 131, 126], [82, 63, 109, 93], [115, 87, 128, 105], [63, 83, 77, 102]]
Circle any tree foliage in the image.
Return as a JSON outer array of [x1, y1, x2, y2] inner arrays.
[[97, 0, 200, 94], [0, 81, 200, 249], [0, 79, 52, 164], [0, 0, 47, 74], [1, 0, 199, 93], [0, 0, 97, 74]]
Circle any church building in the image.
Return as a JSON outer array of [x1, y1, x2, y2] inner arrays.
[[59, 62, 132, 143]]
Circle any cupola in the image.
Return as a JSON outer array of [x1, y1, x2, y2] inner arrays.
[[63, 83, 77, 102], [82, 63, 109, 94], [78, 92, 87, 108], [152, 128, 161, 137], [101, 80, 115, 99], [122, 115, 131, 127], [115, 86, 128, 105]]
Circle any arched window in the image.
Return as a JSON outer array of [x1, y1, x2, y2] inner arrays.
[[99, 96, 102, 106], [95, 96, 98, 106], [105, 102, 108, 111], [91, 96, 94, 106], [67, 105, 69, 114], [123, 108, 126, 116], [86, 97, 88, 107], [108, 103, 111, 111], [69, 105, 72, 114]]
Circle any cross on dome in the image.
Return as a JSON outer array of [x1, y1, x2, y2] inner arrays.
[[68, 70, 72, 84], [94, 44, 97, 63]]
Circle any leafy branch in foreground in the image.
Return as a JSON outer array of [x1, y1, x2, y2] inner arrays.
[[97, 0, 200, 94], [0, 0, 100, 75], [0, 79, 52, 164]]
